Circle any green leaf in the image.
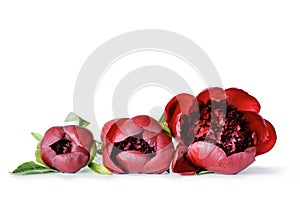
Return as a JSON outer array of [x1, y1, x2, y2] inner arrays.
[[88, 141, 97, 165], [158, 113, 165, 124], [34, 142, 46, 165], [158, 114, 172, 138], [65, 112, 90, 127], [78, 118, 90, 127], [31, 132, 43, 142], [35, 149, 46, 166], [159, 122, 172, 138], [197, 170, 214, 175], [11, 161, 58, 175], [95, 140, 102, 155], [88, 162, 111, 174]]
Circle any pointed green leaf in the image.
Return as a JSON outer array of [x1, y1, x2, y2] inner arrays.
[[65, 112, 90, 127], [11, 161, 58, 175], [78, 118, 90, 127], [31, 132, 43, 142], [88, 162, 111, 174]]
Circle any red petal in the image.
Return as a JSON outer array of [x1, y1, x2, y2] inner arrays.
[[225, 88, 261, 113], [206, 147, 256, 174], [196, 87, 226, 103], [40, 127, 64, 168], [101, 119, 121, 143], [171, 144, 198, 175], [164, 93, 199, 142], [51, 149, 90, 173], [40, 127, 65, 147], [114, 119, 143, 142], [156, 131, 173, 151], [142, 143, 174, 173], [103, 118, 128, 144], [142, 130, 158, 141], [102, 143, 125, 174], [187, 141, 226, 168], [165, 93, 198, 120], [63, 125, 94, 151], [243, 111, 275, 156], [132, 115, 162, 133], [40, 147, 57, 168], [116, 151, 151, 173], [257, 119, 277, 155], [105, 118, 144, 143]]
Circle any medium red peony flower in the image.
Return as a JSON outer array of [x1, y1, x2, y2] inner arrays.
[[165, 87, 276, 174], [101, 115, 174, 174], [40, 125, 94, 173]]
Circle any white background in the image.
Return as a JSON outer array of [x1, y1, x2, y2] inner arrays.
[[1, 0, 299, 201]]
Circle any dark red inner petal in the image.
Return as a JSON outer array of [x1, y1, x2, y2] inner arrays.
[[184, 99, 255, 156], [114, 134, 156, 157], [50, 136, 72, 155]]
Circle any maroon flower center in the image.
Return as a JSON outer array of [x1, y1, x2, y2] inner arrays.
[[50, 138, 72, 155], [114, 136, 156, 157], [183, 100, 255, 156]]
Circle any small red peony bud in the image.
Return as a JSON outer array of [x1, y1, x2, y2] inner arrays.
[[40, 125, 94, 173]]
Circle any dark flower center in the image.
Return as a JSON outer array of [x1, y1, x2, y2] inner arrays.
[[50, 138, 72, 155], [183, 99, 255, 156], [114, 136, 156, 157]]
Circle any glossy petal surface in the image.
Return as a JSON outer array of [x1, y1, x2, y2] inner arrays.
[[225, 88, 261, 113], [171, 144, 198, 175], [206, 147, 256, 174]]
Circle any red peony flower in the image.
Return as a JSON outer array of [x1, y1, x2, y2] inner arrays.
[[165, 87, 276, 174], [101, 115, 174, 174], [40, 125, 94, 173]]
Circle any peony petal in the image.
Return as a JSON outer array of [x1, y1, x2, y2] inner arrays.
[[187, 141, 226, 168], [115, 119, 144, 141], [243, 111, 274, 156], [132, 115, 162, 133], [116, 151, 151, 173], [40, 147, 57, 168], [142, 130, 158, 141], [51, 149, 90, 173], [101, 119, 122, 143], [142, 143, 174, 173], [164, 93, 199, 142], [257, 119, 277, 155], [206, 147, 256, 174], [105, 118, 128, 144], [40, 127, 65, 147], [105, 118, 144, 143], [102, 143, 125, 174], [225, 88, 261, 113], [171, 144, 198, 175], [155, 131, 173, 151], [63, 125, 94, 151], [196, 87, 226, 103], [165, 93, 198, 120]]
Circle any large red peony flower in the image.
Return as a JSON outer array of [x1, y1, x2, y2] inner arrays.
[[40, 125, 94, 173], [165, 87, 276, 174], [101, 115, 174, 174]]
